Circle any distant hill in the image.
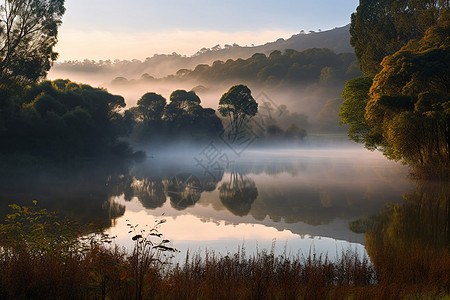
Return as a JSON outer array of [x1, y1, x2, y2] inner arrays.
[[49, 25, 352, 81], [192, 24, 352, 62]]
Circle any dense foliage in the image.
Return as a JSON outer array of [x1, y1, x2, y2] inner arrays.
[[0, 0, 65, 85], [150, 48, 361, 88], [129, 89, 224, 145], [0, 79, 133, 158], [109, 48, 360, 133], [218, 84, 258, 136], [341, 5, 449, 179], [350, 0, 448, 76]]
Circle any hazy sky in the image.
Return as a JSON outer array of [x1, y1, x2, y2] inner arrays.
[[55, 0, 359, 61]]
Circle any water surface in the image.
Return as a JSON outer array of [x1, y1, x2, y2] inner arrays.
[[0, 147, 419, 260]]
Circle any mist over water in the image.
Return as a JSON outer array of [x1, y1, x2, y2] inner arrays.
[[97, 146, 413, 260]]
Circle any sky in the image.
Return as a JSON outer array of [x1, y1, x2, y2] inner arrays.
[[55, 0, 359, 61]]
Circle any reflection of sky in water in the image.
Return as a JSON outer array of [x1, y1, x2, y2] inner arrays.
[[106, 196, 368, 263]]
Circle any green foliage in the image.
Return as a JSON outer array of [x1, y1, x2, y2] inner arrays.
[[0, 0, 65, 84], [136, 92, 166, 122], [165, 89, 203, 122], [342, 10, 450, 179], [0, 79, 134, 158], [180, 48, 359, 86], [0, 201, 78, 254], [350, 0, 448, 76], [339, 76, 381, 148], [130, 89, 224, 144], [218, 84, 258, 136]]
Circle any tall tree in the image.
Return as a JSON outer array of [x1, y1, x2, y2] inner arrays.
[[341, 10, 450, 179], [136, 92, 166, 122], [0, 0, 65, 84], [218, 84, 258, 136], [164, 90, 202, 122], [350, 0, 448, 76]]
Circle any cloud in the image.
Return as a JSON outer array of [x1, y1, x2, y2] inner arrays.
[[54, 28, 294, 61]]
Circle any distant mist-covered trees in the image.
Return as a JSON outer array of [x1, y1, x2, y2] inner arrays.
[[109, 48, 360, 134], [128, 89, 224, 145], [127, 85, 308, 148], [179, 49, 359, 86], [112, 48, 361, 89]]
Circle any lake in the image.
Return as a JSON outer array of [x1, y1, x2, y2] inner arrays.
[[2, 144, 429, 263]]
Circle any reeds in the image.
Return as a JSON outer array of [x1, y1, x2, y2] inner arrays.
[[162, 246, 377, 300], [1, 237, 449, 299]]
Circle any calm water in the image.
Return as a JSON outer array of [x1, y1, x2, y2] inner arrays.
[[3, 146, 443, 262], [103, 147, 414, 260]]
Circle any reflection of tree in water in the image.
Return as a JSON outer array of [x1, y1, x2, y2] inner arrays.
[[131, 178, 166, 209], [219, 172, 258, 216], [167, 173, 202, 210], [0, 160, 135, 229], [102, 199, 125, 226], [353, 182, 450, 291], [107, 173, 135, 201]]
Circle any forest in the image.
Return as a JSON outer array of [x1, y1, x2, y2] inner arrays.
[[112, 48, 360, 88]]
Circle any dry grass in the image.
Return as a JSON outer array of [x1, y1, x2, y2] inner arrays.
[[1, 241, 447, 300]]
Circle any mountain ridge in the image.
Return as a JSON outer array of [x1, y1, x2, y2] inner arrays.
[[50, 25, 353, 81]]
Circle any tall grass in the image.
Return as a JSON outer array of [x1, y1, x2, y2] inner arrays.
[[163, 246, 377, 300], [0, 242, 378, 300]]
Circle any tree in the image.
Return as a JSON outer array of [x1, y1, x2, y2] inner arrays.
[[341, 11, 450, 179], [219, 172, 258, 217], [218, 84, 258, 136], [365, 13, 450, 176], [350, 0, 447, 76], [164, 90, 202, 122], [0, 80, 133, 157], [0, 0, 65, 84], [339, 76, 378, 148], [136, 92, 166, 122]]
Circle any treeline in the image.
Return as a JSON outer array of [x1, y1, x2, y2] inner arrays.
[[0, 80, 225, 158], [0, 80, 134, 158], [113, 48, 361, 88], [110, 48, 360, 134], [1, 78, 310, 160], [128, 90, 224, 145], [179, 48, 360, 86], [128, 85, 308, 147]]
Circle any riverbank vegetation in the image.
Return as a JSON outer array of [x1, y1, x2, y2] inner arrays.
[[340, 3, 449, 180]]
